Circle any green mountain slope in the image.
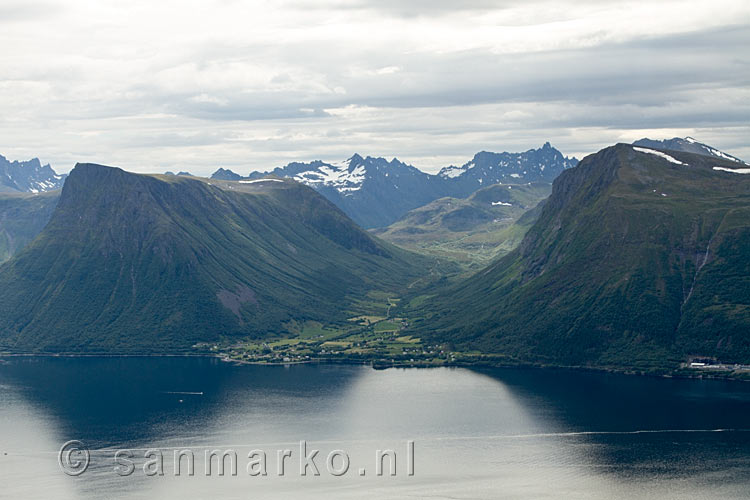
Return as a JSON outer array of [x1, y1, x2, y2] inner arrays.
[[0, 164, 429, 353], [0, 191, 59, 263], [372, 183, 551, 269], [414, 144, 750, 371]]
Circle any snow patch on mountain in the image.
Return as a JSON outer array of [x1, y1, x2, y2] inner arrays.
[[291, 157, 367, 194], [713, 166, 750, 174], [633, 147, 686, 165], [703, 145, 743, 163], [439, 165, 468, 179], [238, 178, 284, 184]]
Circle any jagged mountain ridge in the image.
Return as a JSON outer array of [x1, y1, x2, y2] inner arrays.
[[213, 144, 578, 228], [0, 154, 66, 193], [436, 142, 576, 196], [247, 153, 450, 229]]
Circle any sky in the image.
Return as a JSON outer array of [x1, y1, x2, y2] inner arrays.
[[1, 0, 749, 175]]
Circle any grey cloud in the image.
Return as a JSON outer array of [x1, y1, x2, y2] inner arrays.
[[0, 1, 64, 23], [1, 1, 748, 176], [168, 97, 332, 121], [24, 17, 735, 130], [125, 25, 748, 133], [289, 0, 633, 18], [341, 27, 750, 108], [290, 0, 637, 19], [286, 0, 511, 17]]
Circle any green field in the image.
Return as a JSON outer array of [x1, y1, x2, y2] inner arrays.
[[217, 291, 451, 366]]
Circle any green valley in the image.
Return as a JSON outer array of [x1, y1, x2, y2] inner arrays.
[[372, 182, 551, 270]]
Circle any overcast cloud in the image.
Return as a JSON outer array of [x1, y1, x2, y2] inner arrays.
[[1, 0, 748, 174]]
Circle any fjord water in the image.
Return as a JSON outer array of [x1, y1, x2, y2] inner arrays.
[[0, 358, 748, 499]]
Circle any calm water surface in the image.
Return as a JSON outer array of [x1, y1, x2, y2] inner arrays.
[[0, 357, 748, 499]]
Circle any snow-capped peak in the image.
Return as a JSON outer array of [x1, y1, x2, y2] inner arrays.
[[292, 157, 367, 194], [331, 153, 364, 171], [0, 154, 66, 193]]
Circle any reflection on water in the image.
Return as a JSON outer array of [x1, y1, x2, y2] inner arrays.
[[0, 357, 748, 499]]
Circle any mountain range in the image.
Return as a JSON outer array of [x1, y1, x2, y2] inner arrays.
[[0, 144, 576, 265], [414, 144, 750, 371], [374, 137, 748, 270], [213, 143, 577, 228], [0, 164, 429, 352], [1, 155, 66, 193], [0, 138, 748, 372]]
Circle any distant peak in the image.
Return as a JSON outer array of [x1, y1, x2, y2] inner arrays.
[[24, 158, 42, 168], [684, 136, 697, 144], [0, 154, 65, 193], [211, 167, 242, 180]]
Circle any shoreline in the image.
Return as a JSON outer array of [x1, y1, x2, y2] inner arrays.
[[1, 351, 748, 383]]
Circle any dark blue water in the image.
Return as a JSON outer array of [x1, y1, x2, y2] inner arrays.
[[0, 357, 748, 499]]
